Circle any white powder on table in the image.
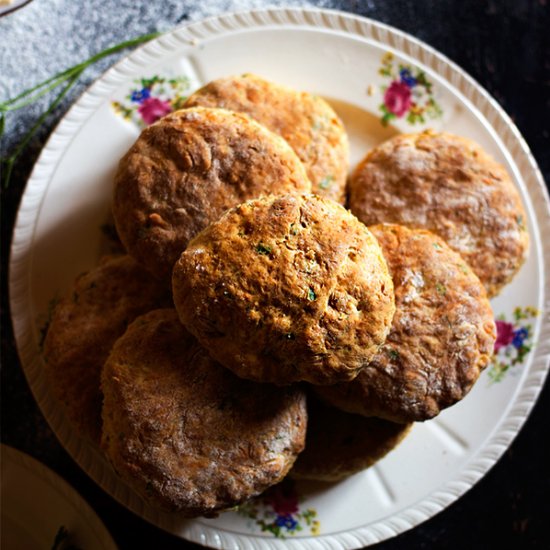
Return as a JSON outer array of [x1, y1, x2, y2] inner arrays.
[[0, 0, 335, 153]]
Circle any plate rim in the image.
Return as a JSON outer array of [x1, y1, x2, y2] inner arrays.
[[9, 7, 550, 550], [1, 444, 118, 549]]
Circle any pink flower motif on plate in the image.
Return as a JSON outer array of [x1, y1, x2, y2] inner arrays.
[[494, 320, 515, 352], [489, 306, 539, 383], [384, 81, 412, 117], [111, 75, 190, 128], [137, 97, 172, 125], [377, 52, 443, 126], [264, 483, 299, 516], [237, 479, 320, 538]]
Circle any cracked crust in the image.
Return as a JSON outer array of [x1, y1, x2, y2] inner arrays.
[[42, 255, 171, 442], [113, 106, 311, 282], [315, 224, 496, 423], [172, 194, 395, 385], [348, 130, 529, 297], [101, 309, 307, 515], [291, 394, 412, 481], [184, 74, 349, 203]]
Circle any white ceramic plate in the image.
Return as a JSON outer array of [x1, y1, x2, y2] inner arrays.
[[10, 7, 550, 550], [1, 445, 117, 549]]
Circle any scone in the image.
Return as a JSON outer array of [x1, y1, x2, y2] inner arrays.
[[42, 255, 171, 442], [184, 73, 349, 203], [101, 309, 307, 515], [172, 194, 395, 386], [291, 395, 411, 481], [113, 106, 311, 282], [315, 224, 496, 423], [348, 130, 529, 297]]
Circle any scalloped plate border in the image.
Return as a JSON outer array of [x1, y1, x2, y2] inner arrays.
[[9, 7, 550, 550]]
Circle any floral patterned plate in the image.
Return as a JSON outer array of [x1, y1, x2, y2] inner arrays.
[[9, 8, 550, 550]]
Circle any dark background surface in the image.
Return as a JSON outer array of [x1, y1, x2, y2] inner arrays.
[[1, 1, 549, 549]]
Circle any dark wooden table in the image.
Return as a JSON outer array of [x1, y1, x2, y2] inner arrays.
[[2, 1, 549, 548]]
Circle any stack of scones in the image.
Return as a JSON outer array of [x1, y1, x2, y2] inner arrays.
[[43, 74, 529, 515]]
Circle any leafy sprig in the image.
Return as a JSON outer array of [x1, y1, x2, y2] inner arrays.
[[0, 31, 161, 188]]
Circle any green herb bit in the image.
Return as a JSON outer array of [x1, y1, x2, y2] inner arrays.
[[516, 215, 526, 230], [319, 175, 334, 190], [435, 282, 447, 295], [307, 287, 316, 301], [289, 222, 299, 236], [432, 242, 442, 250], [255, 243, 272, 255], [386, 348, 400, 361]]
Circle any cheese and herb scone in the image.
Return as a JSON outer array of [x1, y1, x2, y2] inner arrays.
[[173, 194, 395, 386], [101, 309, 307, 515], [113, 106, 311, 283], [43, 255, 171, 442], [316, 224, 496, 423], [291, 394, 411, 481], [348, 131, 529, 297], [185, 73, 349, 203]]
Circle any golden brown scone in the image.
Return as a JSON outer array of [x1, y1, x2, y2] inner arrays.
[[291, 395, 412, 481], [348, 130, 529, 297], [315, 224, 496, 423], [172, 194, 395, 386], [42, 255, 171, 442], [113, 106, 311, 282], [101, 309, 307, 515], [184, 74, 349, 203]]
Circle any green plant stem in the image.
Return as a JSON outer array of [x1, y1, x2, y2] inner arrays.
[[1, 70, 77, 112], [1, 32, 161, 113], [0, 31, 161, 188], [2, 72, 82, 188]]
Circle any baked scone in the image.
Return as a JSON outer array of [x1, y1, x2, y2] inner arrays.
[[184, 74, 349, 203], [348, 130, 529, 297], [42, 255, 171, 442], [113, 106, 311, 282], [315, 224, 496, 423], [291, 395, 412, 481], [172, 194, 395, 386], [101, 309, 307, 515]]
